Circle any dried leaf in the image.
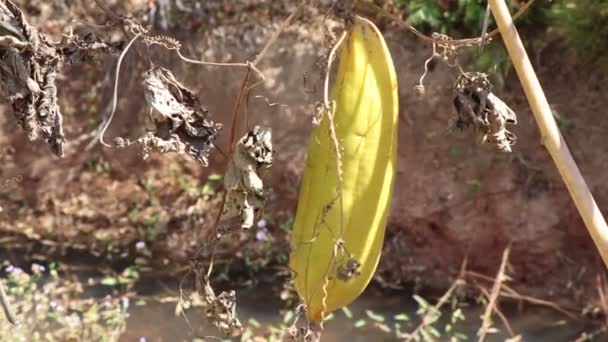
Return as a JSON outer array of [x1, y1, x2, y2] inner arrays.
[[202, 282, 243, 337], [218, 126, 273, 235], [452, 72, 517, 152], [122, 66, 221, 165], [0, 0, 65, 156]]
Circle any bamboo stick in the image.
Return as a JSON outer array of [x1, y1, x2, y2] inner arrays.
[[488, 0, 608, 268]]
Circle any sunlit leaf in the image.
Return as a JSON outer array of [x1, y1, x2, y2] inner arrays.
[[341, 306, 353, 319], [394, 313, 410, 321], [248, 317, 261, 328], [365, 309, 385, 322], [354, 319, 367, 328]]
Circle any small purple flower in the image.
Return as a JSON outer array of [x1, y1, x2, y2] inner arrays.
[[257, 218, 267, 228], [256, 227, 270, 241], [32, 263, 46, 273], [139, 337, 147, 342], [5, 265, 14, 273], [135, 241, 146, 250]]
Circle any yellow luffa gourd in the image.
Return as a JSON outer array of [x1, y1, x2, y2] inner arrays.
[[289, 15, 398, 321]]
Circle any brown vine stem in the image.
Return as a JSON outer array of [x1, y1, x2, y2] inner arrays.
[[488, 0, 608, 269], [477, 244, 511, 342], [204, 0, 305, 268]]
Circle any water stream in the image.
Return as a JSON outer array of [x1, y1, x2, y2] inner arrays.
[[120, 284, 600, 342]]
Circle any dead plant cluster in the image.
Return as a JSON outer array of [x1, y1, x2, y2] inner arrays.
[[2, 0, 593, 341]]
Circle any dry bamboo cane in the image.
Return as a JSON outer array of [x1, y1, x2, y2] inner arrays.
[[488, 0, 608, 268]]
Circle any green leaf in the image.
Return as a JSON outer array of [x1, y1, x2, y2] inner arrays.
[[413, 294, 430, 308], [341, 306, 353, 319], [208, 173, 223, 181], [454, 332, 468, 340], [100, 277, 118, 286], [283, 310, 294, 324], [394, 313, 410, 321], [365, 309, 385, 322], [354, 319, 367, 328], [452, 308, 465, 322], [429, 326, 441, 338], [241, 329, 253, 342], [248, 317, 261, 328]]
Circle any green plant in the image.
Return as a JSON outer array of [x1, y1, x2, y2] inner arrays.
[[550, 0, 608, 60], [100, 265, 140, 289], [398, 0, 551, 36], [0, 263, 128, 341], [401, 0, 492, 35]]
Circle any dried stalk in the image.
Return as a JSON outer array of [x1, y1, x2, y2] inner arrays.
[[488, 0, 608, 268], [404, 259, 467, 342], [0, 279, 18, 326], [466, 270, 580, 320], [475, 284, 515, 337], [477, 244, 511, 341]]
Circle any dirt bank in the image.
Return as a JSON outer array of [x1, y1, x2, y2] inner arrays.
[[1, 0, 607, 312]]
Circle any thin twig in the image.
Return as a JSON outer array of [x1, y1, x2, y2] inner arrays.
[[574, 325, 608, 342], [474, 281, 515, 337], [91, 0, 122, 21], [228, 70, 253, 154], [0, 279, 19, 326], [480, 2, 492, 47], [478, 244, 511, 342], [465, 270, 580, 320], [175, 49, 265, 82], [252, 2, 305, 66], [405, 260, 467, 342], [175, 50, 250, 69], [323, 31, 347, 108]]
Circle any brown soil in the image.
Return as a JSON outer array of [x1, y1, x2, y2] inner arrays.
[[1, 0, 607, 313]]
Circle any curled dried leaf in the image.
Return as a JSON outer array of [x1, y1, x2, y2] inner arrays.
[[280, 309, 322, 342], [0, 0, 65, 156], [336, 257, 361, 281], [202, 282, 243, 337], [452, 72, 517, 152], [134, 66, 221, 164], [219, 126, 273, 236]]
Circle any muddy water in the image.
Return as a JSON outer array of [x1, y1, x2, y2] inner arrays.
[[120, 285, 599, 342]]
